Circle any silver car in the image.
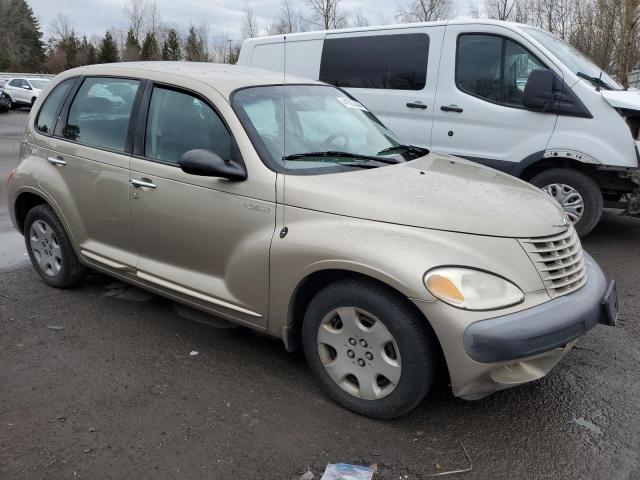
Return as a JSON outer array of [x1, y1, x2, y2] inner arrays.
[[6, 63, 618, 418]]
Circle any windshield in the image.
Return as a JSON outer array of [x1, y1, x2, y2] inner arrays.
[[232, 85, 422, 173], [29, 79, 49, 89], [524, 27, 622, 90]]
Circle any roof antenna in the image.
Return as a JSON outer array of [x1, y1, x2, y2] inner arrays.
[[279, 35, 288, 239]]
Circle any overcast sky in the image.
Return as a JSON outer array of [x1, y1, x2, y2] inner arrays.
[[29, 0, 475, 40]]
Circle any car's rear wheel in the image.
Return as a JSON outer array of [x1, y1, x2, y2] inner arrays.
[[530, 168, 603, 237], [24, 205, 88, 288], [302, 278, 437, 418], [5, 94, 16, 109]]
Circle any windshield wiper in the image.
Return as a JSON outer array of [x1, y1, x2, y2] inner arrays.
[[577, 72, 614, 91], [282, 151, 401, 165], [377, 144, 428, 157]]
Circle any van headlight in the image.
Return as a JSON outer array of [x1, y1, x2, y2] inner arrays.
[[424, 268, 524, 311]]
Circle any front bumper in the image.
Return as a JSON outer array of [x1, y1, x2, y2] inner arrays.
[[463, 253, 613, 363]]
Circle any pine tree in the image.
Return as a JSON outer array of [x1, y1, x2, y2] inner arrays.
[[140, 31, 160, 61], [61, 30, 80, 68], [162, 28, 181, 61], [185, 26, 206, 62], [0, 0, 45, 71], [98, 30, 119, 63], [123, 27, 140, 62]]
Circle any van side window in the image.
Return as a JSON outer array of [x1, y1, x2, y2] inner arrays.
[[144, 86, 231, 165], [36, 78, 75, 134], [456, 34, 545, 107], [63, 77, 140, 152], [320, 34, 429, 90]]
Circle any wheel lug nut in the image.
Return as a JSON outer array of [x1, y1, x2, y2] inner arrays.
[[347, 350, 355, 358], [365, 352, 373, 361], [360, 339, 368, 348], [357, 358, 365, 367], [348, 338, 356, 346]]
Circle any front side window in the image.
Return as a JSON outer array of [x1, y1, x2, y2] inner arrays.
[[456, 34, 545, 107], [233, 85, 423, 173], [63, 77, 140, 152], [9, 79, 21, 87], [144, 86, 231, 164], [320, 34, 429, 90], [36, 78, 75, 134]]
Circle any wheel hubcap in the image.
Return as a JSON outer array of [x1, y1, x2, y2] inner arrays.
[[541, 183, 585, 224], [29, 220, 62, 277], [317, 306, 402, 400]]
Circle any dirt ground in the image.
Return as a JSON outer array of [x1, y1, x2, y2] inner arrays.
[[1, 110, 639, 479]]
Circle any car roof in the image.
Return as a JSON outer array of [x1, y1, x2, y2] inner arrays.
[[77, 62, 323, 98]]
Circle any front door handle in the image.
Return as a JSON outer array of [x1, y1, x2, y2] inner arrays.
[[130, 178, 157, 189], [47, 156, 66, 166], [406, 102, 427, 110], [441, 105, 464, 113]]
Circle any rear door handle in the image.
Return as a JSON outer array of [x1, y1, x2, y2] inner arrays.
[[47, 156, 66, 166], [130, 178, 157, 189], [406, 102, 427, 110], [441, 105, 464, 113]]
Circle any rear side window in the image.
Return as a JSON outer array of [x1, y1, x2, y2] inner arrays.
[[320, 34, 429, 90], [36, 78, 75, 134], [9, 79, 21, 87], [456, 34, 545, 107], [63, 77, 140, 152], [144, 86, 231, 165]]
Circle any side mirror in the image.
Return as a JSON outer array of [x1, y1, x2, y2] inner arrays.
[[523, 69, 557, 111], [23, 85, 32, 90], [178, 149, 247, 181]]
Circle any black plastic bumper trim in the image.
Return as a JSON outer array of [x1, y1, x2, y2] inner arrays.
[[463, 253, 609, 363]]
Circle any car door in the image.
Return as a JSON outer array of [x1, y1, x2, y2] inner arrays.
[[6, 79, 22, 103], [129, 79, 275, 327], [319, 26, 445, 149], [38, 75, 143, 269], [431, 24, 559, 171]]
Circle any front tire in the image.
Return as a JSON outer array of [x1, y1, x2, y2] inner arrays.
[[24, 205, 88, 288], [302, 278, 438, 419], [530, 168, 603, 237]]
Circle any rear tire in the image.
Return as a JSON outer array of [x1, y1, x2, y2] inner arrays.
[[24, 205, 88, 288], [5, 94, 16, 109], [530, 168, 603, 237], [301, 278, 437, 419]]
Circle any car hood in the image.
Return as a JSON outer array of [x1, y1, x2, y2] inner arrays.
[[601, 89, 640, 110], [283, 153, 567, 238]]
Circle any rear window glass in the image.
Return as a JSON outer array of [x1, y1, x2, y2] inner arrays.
[[36, 78, 75, 134], [320, 34, 429, 90]]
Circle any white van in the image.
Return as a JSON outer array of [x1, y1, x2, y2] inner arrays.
[[238, 20, 640, 236]]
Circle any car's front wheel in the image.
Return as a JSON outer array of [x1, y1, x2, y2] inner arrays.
[[302, 278, 438, 418], [24, 205, 88, 288]]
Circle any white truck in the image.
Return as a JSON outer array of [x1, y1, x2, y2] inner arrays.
[[239, 19, 640, 236]]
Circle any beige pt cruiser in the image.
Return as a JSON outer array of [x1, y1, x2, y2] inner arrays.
[[7, 63, 618, 418]]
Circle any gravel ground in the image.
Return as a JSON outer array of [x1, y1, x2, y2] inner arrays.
[[1, 109, 639, 479]]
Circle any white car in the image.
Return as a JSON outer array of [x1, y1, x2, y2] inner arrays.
[[3, 77, 50, 108], [239, 19, 640, 236]]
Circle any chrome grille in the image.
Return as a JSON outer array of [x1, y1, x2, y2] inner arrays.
[[519, 226, 587, 298]]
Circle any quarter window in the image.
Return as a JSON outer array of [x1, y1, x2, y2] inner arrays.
[[36, 78, 75, 134], [144, 86, 231, 164], [456, 34, 545, 107], [63, 77, 140, 152], [320, 34, 429, 90]]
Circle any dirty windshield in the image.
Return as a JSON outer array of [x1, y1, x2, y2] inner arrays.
[[232, 85, 426, 173]]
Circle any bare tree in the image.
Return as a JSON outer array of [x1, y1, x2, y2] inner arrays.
[[398, 0, 452, 22], [484, 0, 517, 20], [242, 2, 259, 39], [123, 0, 151, 41], [617, 0, 640, 86], [307, 0, 346, 30], [266, 0, 307, 34], [48, 13, 74, 43], [148, 1, 161, 35]]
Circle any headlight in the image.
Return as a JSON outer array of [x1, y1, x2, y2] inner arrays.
[[424, 267, 524, 311]]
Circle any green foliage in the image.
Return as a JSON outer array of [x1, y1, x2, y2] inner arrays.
[[98, 30, 119, 63], [140, 31, 160, 61], [162, 28, 182, 61], [123, 27, 141, 62], [0, 0, 45, 71], [185, 26, 206, 62]]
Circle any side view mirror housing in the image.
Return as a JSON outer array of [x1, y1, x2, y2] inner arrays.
[[23, 85, 32, 90], [522, 69, 558, 111], [178, 149, 247, 181]]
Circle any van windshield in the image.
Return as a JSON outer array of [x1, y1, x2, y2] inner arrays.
[[232, 85, 426, 173], [524, 27, 622, 91]]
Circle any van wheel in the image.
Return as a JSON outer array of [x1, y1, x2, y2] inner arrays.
[[301, 278, 437, 419], [530, 168, 603, 237], [24, 205, 88, 288]]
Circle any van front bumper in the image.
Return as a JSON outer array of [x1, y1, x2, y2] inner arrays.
[[463, 253, 616, 364]]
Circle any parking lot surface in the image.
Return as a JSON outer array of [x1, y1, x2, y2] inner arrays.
[[1, 109, 639, 479]]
